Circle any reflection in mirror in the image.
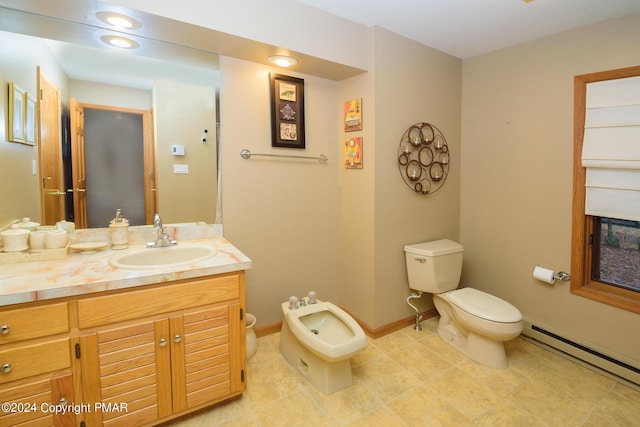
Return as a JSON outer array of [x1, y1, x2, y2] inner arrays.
[[0, 7, 220, 228]]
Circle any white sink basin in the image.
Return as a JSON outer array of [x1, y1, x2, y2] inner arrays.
[[109, 245, 216, 269]]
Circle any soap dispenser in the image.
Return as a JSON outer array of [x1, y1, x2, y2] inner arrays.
[[109, 209, 129, 250]]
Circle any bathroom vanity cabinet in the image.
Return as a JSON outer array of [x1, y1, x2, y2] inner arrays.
[[0, 303, 76, 426], [0, 271, 247, 426]]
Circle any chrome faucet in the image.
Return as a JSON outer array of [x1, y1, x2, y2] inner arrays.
[[147, 213, 178, 247], [153, 212, 162, 229]]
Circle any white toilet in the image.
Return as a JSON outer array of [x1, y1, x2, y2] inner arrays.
[[279, 297, 367, 394], [404, 239, 522, 368]]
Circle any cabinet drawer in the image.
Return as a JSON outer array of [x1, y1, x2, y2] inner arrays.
[[0, 339, 71, 384], [0, 375, 74, 426], [0, 303, 69, 344], [77, 273, 240, 328]]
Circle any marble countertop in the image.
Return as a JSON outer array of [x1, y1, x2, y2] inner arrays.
[[0, 232, 252, 306]]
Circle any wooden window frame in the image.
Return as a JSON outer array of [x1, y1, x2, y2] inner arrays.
[[571, 65, 640, 314]]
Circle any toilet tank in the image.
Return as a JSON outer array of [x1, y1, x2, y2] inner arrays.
[[404, 239, 463, 293]]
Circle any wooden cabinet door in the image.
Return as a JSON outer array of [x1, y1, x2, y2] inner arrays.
[[0, 374, 74, 427], [170, 303, 245, 412], [78, 301, 246, 424], [79, 319, 170, 426]]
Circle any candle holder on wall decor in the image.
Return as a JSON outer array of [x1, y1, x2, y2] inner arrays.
[[397, 122, 449, 194]]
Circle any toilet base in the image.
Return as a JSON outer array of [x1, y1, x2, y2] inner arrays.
[[280, 320, 353, 394], [437, 321, 509, 369]]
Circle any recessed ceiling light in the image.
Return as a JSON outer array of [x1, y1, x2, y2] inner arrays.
[[268, 55, 298, 67], [96, 11, 142, 30], [100, 35, 139, 49]]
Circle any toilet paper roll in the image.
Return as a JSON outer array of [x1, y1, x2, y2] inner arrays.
[[533, 266, 556, 285]]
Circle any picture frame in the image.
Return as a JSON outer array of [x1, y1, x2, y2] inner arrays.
[[344, 137, 363, 169], [25, 94, 37, 145], [344, 98, 362, 132], [270, 73, 305, 149], [8, 82, 26, 144]]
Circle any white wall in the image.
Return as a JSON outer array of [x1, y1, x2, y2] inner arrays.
[[460, 13, 640, 365]]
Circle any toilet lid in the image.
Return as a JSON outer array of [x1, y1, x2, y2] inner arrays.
[[448, 288, 522, 323]]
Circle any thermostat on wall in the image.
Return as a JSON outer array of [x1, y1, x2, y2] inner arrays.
[[172, 144, 185, 156]]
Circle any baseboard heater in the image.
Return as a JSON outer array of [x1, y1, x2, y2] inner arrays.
[[522, 319, 639, 387]]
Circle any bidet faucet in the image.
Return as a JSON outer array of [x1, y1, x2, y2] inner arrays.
[[147, 213, 178, 248]]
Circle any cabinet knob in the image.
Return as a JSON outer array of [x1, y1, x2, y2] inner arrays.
[[174, 334, 182, 343], [1, 363, 12, 374], [58, 397, 68, 406], [159, 338, 167, 347], [0, 325, 9, 335]]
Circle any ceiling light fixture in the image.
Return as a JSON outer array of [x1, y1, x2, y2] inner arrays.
[[100, 35, 139, 49], [96, 11, 142, 30], [268, 55, 298, 67]]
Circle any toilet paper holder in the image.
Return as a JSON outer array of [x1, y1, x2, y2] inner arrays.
[[533, 265, 571, 284]]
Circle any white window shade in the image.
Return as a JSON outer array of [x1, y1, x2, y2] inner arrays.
[[582, 76, 640, 221], [582, 124, 640, 169], [585, 169, 640, 221]]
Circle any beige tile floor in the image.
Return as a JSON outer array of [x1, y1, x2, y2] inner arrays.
[[171, 318, 640, 426]]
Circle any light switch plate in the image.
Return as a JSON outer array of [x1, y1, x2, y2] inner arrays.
[[173, 164, 189, 174]]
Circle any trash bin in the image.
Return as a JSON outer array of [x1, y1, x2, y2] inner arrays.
[[246, 313, 257, 360]]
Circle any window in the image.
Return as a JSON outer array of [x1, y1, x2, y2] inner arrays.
[[571, 66, 640, 314], [591, 218, 640, 292]]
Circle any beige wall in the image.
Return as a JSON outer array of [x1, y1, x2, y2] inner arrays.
[[220, 57, 342, 326], [338, 56, 377, 326], [106, 0, 370, 71], [4, 1, 638, 366], [338, 28, 462, 328], [0, 31, 68, 228], [372, 29, 461, 327], [460, 14, 640, 365], [70, 81, 151, 111], [153, 80, 218, 224], [219, 28, 461, 328]]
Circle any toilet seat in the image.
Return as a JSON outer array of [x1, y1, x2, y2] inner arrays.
[[447, 288, 521, 323]]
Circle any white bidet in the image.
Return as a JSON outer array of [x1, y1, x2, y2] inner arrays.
[[279, 298, 367, 394]]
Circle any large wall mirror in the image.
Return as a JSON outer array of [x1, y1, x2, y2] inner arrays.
[[0, 2, 220, 228]]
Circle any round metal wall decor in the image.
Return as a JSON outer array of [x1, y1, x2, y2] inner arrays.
[[397, 122, 449, 194]]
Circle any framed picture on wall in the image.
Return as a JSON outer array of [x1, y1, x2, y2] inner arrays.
[[344, 98, 362, 132], [25, 94, 37, 145], [270, 73, 305, 149], [8, 82, 26, 144], [344, 137, 363, 169]]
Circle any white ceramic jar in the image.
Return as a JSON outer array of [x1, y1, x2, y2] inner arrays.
[[29, 230, 47, 250], [45, 229, 68, 249], [15, 217, 40, 232], [1, 226, 30, 252]]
